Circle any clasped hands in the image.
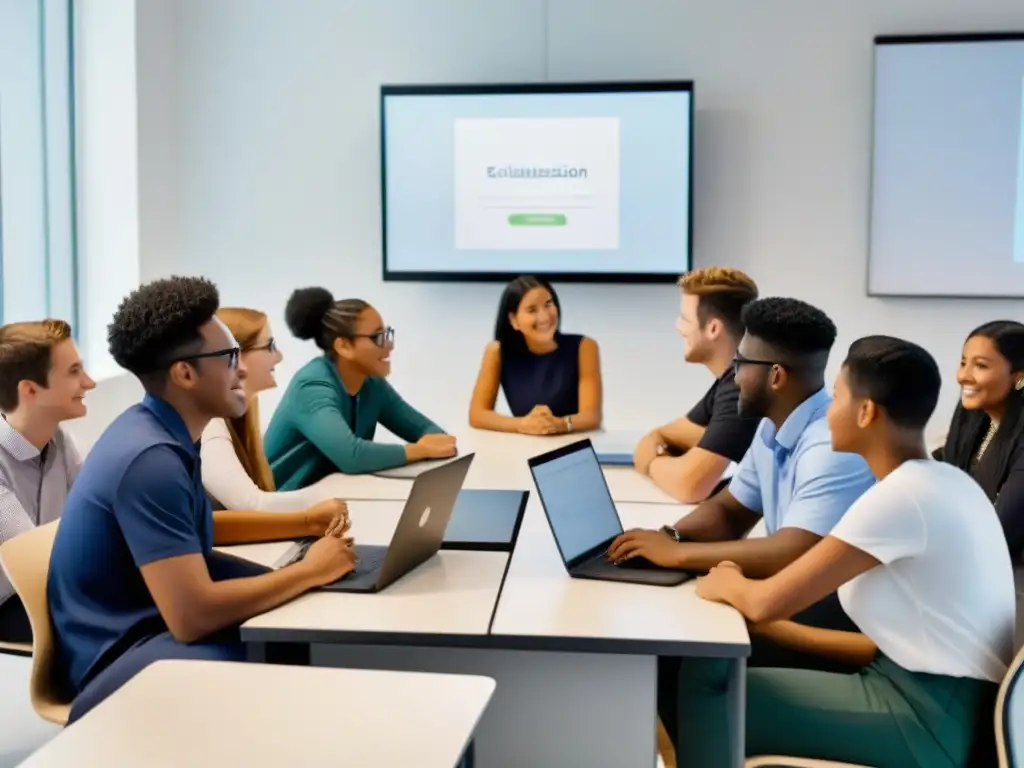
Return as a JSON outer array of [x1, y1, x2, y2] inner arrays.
[[518, 404, 563, 435], [301, 498, 359, 583]]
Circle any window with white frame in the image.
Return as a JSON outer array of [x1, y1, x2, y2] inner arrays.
[[0, 0, 76, 328]]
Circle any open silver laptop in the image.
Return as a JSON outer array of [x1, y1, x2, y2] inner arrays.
[[528, 439, 691, 587], [283, 453, 475, 593]]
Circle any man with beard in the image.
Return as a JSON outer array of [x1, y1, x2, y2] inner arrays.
[[610, 297, 877, 756], [609, 296, 875, 579], [633, 267, 763, 503]]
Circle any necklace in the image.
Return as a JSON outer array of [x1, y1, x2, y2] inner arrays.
[[975, 419, 1000, 464]]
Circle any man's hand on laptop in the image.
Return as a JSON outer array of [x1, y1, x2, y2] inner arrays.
[[606, 529, 686, 568], [305, 498, 350, 537], [299, 535, 357, 586]]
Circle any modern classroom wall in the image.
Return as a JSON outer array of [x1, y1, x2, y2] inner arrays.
[[71, 0, 1024, 450]]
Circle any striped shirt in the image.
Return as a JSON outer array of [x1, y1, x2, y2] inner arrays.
[[0, 419, 81, 604]]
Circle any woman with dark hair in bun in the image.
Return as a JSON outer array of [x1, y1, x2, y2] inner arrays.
[[264, 288, 454, 487]]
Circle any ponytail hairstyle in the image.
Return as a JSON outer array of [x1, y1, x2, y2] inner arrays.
[[285, 287, 370, 357], [942, 320, 1024, 501], [216, 307, 275, 493], [493, 276, 561, 359]]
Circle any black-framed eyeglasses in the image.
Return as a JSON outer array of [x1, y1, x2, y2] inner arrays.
[[732, 353, 787, 375], [353, 327, 395, 348], [249, 337, 277, 354], [171, 346, 241, 370]]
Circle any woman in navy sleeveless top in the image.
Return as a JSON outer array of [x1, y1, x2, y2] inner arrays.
[[469, 276, 603, 435]]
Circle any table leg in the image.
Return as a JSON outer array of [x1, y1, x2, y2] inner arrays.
[[724, 656, 746, 768]]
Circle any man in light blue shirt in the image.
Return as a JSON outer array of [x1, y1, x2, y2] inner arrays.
[[610, 297, 875, 578]]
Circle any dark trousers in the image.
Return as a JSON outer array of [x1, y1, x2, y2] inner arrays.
[[68, 551, 268, 722], [69, 630, 247, 723], [658, 592, 859, 753], [0, 595, 32, 644]]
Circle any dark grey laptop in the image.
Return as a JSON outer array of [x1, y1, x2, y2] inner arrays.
[[528, 439, 691, 587], [285, 453, 475, 593]]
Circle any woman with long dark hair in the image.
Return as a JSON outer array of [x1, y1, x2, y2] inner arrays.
[[469, 275, 602, 435], [936, 320, 1024, 560]]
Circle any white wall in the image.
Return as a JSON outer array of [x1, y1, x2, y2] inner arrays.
[[107, 0, 1024, 442]]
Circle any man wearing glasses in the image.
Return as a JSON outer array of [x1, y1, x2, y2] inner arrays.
[[611, 296, 875, 581], [47, 277, 356, 722], [610, 297, 877, 753]]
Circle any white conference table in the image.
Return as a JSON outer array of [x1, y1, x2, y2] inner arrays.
[[18, 660, 495, 768], [309, 429, 680, 505], [225, 427, 750, 768]]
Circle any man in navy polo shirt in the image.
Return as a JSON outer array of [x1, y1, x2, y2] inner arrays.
[[48, 276, 357, 722]]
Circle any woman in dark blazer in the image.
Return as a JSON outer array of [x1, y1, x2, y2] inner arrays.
[[936, 320, 1024, 561]]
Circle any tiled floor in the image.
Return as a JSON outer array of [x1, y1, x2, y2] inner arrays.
[[0, 654, 59, 767]]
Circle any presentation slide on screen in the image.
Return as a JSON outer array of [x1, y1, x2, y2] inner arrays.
[[869, 38, 1024, 297], [382, 90, 691, 275]]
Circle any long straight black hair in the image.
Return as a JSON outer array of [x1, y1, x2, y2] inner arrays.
[[493, 276, 562, 359], [941, 320, 1024, 501]]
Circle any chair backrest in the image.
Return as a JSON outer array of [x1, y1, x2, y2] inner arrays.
[[0, 521, 72, 725], [996, 641, 1024, 767]]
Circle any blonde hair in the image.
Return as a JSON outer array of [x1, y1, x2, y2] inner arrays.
[[0, 319, 73, 412], [676, 267, 759, 338], [217, 308, 275, 492]]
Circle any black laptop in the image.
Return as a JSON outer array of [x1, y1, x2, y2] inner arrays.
[[283, 453, 474, 592], [528, 439, 691, 587]]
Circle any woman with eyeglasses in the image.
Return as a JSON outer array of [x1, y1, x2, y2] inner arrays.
[[265, 288, 454, 487], [200, 307, 346, 519], [469, 275, 603, 435]]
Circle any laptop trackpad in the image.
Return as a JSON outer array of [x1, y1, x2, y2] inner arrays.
[[319, 544, 388, 592]]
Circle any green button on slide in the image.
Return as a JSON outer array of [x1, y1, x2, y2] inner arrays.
[[508, 213, 567, 226]]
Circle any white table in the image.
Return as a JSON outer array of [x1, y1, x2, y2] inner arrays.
[[18, 660, 495, 768], [306, 428, 681, 505], [229, 429, 749, 767]]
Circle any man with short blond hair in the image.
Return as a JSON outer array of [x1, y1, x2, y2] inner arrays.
[[0, 319, 94, 641], [634, 266, 762, 502]]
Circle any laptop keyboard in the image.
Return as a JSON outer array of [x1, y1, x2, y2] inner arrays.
[[285, 539, 385, 576]]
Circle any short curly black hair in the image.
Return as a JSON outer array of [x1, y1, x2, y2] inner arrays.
[[108, 276, 220, 379], [741, 297, 837, 358]]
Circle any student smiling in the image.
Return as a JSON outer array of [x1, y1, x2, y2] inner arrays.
[[935, 320, 1024, 560], [469, 275, 602, 436], [265, 287, 454, 487]]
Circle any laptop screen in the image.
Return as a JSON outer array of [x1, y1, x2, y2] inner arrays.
[[530, 442, 623, 563]]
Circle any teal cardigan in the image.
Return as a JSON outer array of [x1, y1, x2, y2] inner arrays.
[[265, 356, 445, 489]]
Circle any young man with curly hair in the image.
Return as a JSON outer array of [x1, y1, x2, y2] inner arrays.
[[47, 277, 356, 722], [634, 267, 763, 502], [0, 319, 94, 642]]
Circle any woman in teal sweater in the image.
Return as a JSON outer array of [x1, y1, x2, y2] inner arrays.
[[265, 287, 456, 489]]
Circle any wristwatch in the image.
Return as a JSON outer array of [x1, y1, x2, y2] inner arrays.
[[660, 525, 686, 543], [564, 415, 573, 433]]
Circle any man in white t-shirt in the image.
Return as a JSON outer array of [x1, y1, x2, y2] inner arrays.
[[678, 335, 1015, 768]]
